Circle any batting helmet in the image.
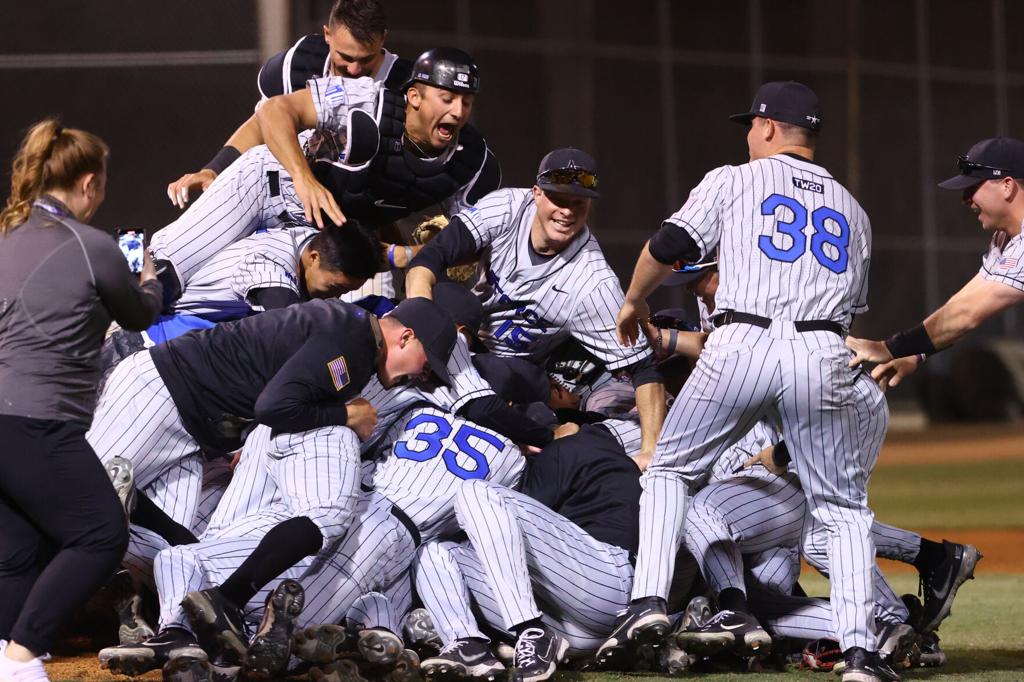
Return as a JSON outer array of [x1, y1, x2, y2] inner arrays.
[[407, 47, 480, 94]]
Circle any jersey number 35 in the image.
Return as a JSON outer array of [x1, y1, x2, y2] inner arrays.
[[758, 194, 849, 274], [393, 413, 505, 481]]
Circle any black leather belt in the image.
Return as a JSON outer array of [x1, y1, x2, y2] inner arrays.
[[389, 504, 421, 546], [712, 310, 844, 336]]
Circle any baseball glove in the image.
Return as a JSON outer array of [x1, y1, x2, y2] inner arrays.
[[801, 638, 843, 671], [412, 214, 478, 283]]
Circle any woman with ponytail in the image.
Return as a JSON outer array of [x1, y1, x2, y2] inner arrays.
[[0, 119, 163, 681]]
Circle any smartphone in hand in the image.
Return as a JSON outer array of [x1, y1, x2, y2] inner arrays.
[[117, 229, 145, 274]]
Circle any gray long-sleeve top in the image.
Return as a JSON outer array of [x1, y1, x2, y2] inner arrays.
[[0, 197, 163, 424]]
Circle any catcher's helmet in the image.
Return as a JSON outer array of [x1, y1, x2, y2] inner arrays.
[[407, 47, 480, 94]]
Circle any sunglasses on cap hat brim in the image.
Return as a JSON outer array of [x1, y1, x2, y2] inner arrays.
[[938, 155, 1022, 190], [661, 259, 718, 287], [536, 168, 600, 198]]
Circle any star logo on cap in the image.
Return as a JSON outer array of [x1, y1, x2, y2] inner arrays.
[[806, 114, 820, 125], [566, 160, 578, 170]]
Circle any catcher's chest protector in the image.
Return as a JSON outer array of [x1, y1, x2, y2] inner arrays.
[[314, 89, 487, 226]]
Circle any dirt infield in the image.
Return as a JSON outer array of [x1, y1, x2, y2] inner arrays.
[[877, 423, 1024, 466]]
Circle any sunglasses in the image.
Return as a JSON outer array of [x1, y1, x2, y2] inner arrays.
[[956, 155, 1016, 179], [538, 168, 599, 190]]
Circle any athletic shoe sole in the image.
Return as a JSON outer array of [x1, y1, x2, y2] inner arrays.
[[676, 627, 772, 657], [357, 629, 403, 666], [106, 456, 137, 516], [181, 592, 248, 662], [245, 579, 305, 674], [99, 646, 158, 676], [421, 654, 505, 682], [311, 659, 370, 682], [163, 655, 213, 682], [293, 624, 351, 664]]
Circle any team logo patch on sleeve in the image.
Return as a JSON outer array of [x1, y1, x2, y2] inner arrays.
[[327, 355, 350, 391]]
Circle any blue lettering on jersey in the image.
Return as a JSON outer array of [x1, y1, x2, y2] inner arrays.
[[758, 194, 850, 274], [484, 269, 554, 351], [393, 413, 505, 480]]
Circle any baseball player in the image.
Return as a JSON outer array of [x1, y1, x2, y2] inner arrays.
[[603, 81, 894, 682], [414, 421, 645, 682], [150, 47, 499, 306], [167, 0, 410, 208], [406, 147, 666, 468], [847, 137, 1024, 389], [651, 256, 981, 651]]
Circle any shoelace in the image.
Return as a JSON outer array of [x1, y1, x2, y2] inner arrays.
[[515, 639, 538, 667], [704, 610, 736, 627], [440, 639, 470, 656]]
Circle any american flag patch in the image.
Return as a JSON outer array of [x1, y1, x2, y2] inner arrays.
[[324, 84, 346, 107], [998, 256, 1019, 270], [327, 355, 350, 391]]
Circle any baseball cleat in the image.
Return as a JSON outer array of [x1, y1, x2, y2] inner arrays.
[[876, 622, 917, 669], [386, 648, 421, 682], [106, 456, 138, 516], [208, 654, 242, 682], [679, 595, 713, 631], [594, 596, 670, 667], [421, 638, 505, 682], [162, 654, 213, 682], [836, 647, 900, 682], [181, 587, 248, 664], [402, 607, 443, 658], [915, 631, 947, 668], [311, 658, 370, 682], [244, 579, 305, 675], [98, 628, 206, 677], [293, 624, 352, 664], [676, 609, 771, 656], [355, 627, 403, 666], [509, 626, 569, 682], [918, 540, 982, 632], [110, 569, 156, 645]]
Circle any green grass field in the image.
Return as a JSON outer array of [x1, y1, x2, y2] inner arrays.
[[569, 452, 1024, 682]]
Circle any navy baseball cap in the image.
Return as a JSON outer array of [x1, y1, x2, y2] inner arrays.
[[938, 137, 1024, 190], [387, 297, 457, 386], [662, 249, 718, 288], [730, 81, 822, 132], [536, 147, 600, 198]]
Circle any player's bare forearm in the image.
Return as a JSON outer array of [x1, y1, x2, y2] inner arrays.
[[625, 242, 674, 304], [405, 266, 437, 300], [258, 94, 317, 184], [635, 380, 667, 456], [923, 276, 1022, 349], [224, 114, 265, 154]]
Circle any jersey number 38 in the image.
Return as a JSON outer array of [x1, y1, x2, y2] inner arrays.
[[758, 194, 850, 274], [393, 413, 505, 481]]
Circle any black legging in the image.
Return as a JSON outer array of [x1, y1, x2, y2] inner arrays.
[[0, 414, 128, 654]]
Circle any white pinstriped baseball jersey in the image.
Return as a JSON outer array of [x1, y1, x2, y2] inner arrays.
[[371, 405, 524, 543], [359, 335, 494, 454], [458, 188, 652, 369], [306, 76, 384, 166], [173, 227, 315, 319], [666, 154, 871, 328], [980, 229, 1024, 291]]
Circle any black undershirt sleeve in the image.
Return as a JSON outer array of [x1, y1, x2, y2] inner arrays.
[[458, 395, 554, 448], [253, 334, 352, 433], [251, 286, 303, 310], [409, 216, 479, 277], [647, 222, 702, 265]]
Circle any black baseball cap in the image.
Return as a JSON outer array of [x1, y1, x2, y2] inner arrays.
[[432, 281, 489, 352], [386, 297, 457, 386], [407, 47, 480, 94], [730, 81, 822, 132], [938, 137, 1024, 190], [536, 147, 600, 198]]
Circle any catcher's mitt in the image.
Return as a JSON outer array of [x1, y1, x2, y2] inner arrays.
[[801, 638, 843, 671], [413, 214, 478, 283]]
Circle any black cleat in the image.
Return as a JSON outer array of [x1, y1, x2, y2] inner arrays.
[[293, 624, 353, 664], [245, 579, 305, 675], [99, 628, 206, 677], [402, 607, 443, 658], [510, 627, 568, 682], [915, 631, 947, 668], [163, 654, 212, 682], [421, 638, 505, 682], [676, 609, 771, 656], [310, 658, 369, 682], [106, 456, 138, 516], [918, 541, 982, 633], [594, 596, 670, 667], [182, 587, 248, 664], [876, 622, 917, 669], [110, 569, 156, 645], [355, 627, 403, 666], [836, 647, 900, 682]]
